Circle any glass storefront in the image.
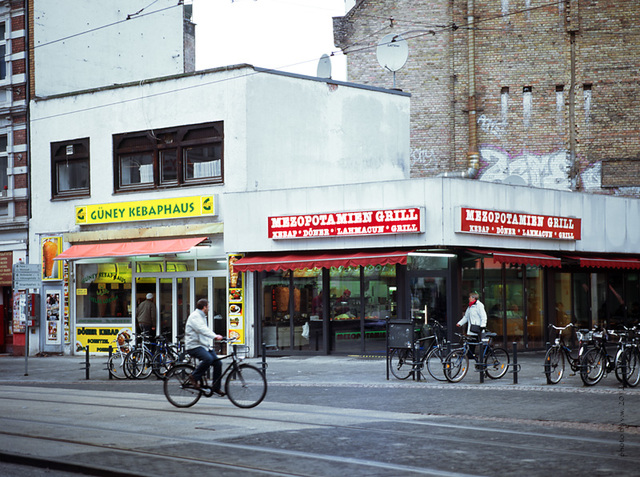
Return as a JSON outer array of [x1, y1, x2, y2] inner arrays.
[[73, 246, 227, 350]]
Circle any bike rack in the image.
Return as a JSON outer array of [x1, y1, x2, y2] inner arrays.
[[79, 345, 91, 380]]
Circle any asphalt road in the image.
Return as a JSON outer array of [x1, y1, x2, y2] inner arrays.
[[0, 353, 638, 476]]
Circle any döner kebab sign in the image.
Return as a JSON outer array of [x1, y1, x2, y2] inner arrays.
[[459, 207, 581, 240], [269, 208, 423, 239]]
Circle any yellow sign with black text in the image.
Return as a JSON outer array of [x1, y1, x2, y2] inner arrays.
[[75, 196, 215, 225]]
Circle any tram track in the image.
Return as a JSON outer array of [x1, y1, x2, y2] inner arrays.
[[0, 385, 638, 476]]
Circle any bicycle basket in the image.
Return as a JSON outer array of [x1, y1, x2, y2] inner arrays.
[[576, 330, 593, 343], [234, 344, 250, 359]]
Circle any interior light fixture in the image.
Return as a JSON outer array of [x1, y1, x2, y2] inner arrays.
[[409, 252, 457, 258]]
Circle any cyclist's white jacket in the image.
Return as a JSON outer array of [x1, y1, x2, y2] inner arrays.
[[457, 300, 488, 335], [185, 308, 218, 351]]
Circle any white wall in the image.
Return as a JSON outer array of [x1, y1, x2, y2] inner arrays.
[[33, 0, 186, 96], [223, 177, 640, 255], [28, 66, 410, 256]]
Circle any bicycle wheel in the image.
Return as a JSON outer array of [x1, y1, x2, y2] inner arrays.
[[614, 348, 626, 384], [107, 351, 128, 380], [485, 347, 509, 379], [580, 348, 605, 386], [125, 349, 153, 380], [622, 347, 640, 388], [225, 364, 267, 409], [389, 348, 414, 380], [152, 350, 178, 379], [426, 346, 447, 381], [544, 346, 564, 385], [444, 349, 469, 383], [164, 364, 202, 408]]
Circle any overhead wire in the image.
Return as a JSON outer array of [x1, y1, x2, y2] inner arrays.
[[30, 0, 631, 122]]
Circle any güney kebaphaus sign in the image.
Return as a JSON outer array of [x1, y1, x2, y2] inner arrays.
[[75, 195, 215, 225], [458, 207, 581, 240], [268, 208, 423, 239]]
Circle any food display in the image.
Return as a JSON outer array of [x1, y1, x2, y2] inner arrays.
[[43, 239, 59, 278], [229, 289, 242, 301]]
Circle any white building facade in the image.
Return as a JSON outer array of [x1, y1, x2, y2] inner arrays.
[[28, 65, 410, 355]]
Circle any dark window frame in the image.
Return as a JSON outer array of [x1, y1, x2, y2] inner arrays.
[[51, 137, 91, 199], [112, 121, 224, 193]]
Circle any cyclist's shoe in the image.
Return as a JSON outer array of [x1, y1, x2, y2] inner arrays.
[[212, 389, 226, 397], [186, 375, 200, 389]]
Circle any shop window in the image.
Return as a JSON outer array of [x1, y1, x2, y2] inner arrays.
[[0, 134, 7, 196], [75, 262, 132, 324], [572, 272, 591, 330], [0, 22, 5, 81], [526, 266, 544, 349], [113, 121, 223, 192], [51, 138, 90, 199]]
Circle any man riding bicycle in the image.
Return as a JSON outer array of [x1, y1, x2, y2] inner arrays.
[[185, 298, 225, 396]]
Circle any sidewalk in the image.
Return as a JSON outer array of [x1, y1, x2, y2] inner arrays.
[[0, 350, 633, 391]]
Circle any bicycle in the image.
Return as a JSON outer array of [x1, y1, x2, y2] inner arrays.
[[124, 331, 154, 379], [619, 326, 640, 387], [388, 321, 448, 381], [164, 339, 267, 409], [443, 332, 510, 383], [107, 330, 133, 380], [543, 324, 590, 384], [151, 332, 184, 379], [579, 328, 624, 386]]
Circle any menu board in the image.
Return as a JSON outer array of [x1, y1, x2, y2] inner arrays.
[[228, 254, 245, 344]]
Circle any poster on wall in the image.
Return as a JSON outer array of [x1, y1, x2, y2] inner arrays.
[[42, 236, 62, 281], [12, 291, 26, 333], [228, 254, 245, 344], [75, 326, 133, 354], [63, 262, 71, 344], [46, 290, 62, 345]]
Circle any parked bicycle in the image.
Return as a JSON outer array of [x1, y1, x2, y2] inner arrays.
[[164, 339, 267, 409], [124, 331, 154, 379], [151, 332, 185, 379], [544, 324, 591, 384], [579, 328, 627, 386], [619, 326, 640, 387], [388, 320, 448, 381], [107, 330, 133, 380], [443, 332, 510, 383]]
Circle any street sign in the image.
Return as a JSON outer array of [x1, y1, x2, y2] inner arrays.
[[13, 262, 41, 289]]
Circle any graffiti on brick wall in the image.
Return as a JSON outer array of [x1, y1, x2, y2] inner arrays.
[[478, 147, 572, 189], [410, 147, 436, 167], [477, 115, 506, 138]]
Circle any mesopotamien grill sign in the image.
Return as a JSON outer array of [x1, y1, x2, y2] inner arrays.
[[75, 196, 215, 225], [268, 208, 423, 239]]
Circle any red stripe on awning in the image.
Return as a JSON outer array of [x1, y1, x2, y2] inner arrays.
[[55, 237, 207, 260], [470, 249, 562, 267], [575, 257, 640, 269], [233, 250, 413, 272]]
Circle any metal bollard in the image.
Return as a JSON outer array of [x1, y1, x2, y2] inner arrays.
[[478, 342, 484, 384], [512, 342, 518, 384], [261, 342, 268, 374], [85, 346, 90, 380], [108, 346, 113, 380]]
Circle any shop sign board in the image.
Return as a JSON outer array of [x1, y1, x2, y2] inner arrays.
[[228, 254, 245, 344], [75, 195, 216, 225], [0, 251, 12, 286], [268, 207, 423, 239], [458, 207, 581, 240]]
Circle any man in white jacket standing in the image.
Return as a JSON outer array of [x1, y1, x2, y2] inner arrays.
[[457, 292, 488, 338], [185, 298, 225, 395]]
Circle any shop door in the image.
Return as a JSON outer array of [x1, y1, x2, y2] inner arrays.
[[408, 276, 447, 329]]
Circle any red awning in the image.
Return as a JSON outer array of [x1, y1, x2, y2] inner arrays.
[[574, 257, 640, 270], [55, 237, 207, 260], [232, 250, 413, 272], [470, 249, 562, 267]]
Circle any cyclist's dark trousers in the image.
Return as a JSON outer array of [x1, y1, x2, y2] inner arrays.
[[188, 346, 222, 391]]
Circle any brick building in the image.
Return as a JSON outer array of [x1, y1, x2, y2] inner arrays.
[[334, 0, 640, 197], [0, 0, 28, 354]]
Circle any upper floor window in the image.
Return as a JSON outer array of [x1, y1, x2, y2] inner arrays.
[[113, 121, 223, 192], [0, 135, 7, 196], [51, 138, 90, 199], [0, 22, 6, 81]]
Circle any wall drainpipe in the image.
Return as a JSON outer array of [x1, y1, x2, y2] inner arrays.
[[466, 0, 480, 178], [440, 0, 479, 179]]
